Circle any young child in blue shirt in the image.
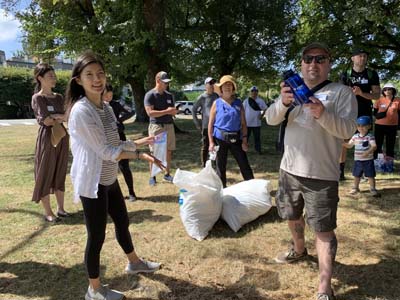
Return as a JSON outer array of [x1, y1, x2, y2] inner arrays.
[[343, 116, 380, 197]]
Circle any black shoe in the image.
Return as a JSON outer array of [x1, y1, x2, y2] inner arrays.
[[57, 211, 70, 217], [274, 247, 308, 263]]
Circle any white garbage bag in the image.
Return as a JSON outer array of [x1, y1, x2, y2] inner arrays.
[[173, 160, 223, 241], [151, 131, 167, 177], [221, 179, 272, 232]]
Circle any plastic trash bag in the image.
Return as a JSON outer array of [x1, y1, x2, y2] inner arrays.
[[374, 153, 394, 173], [173, 160, 223, 241], [221, 179, 272, 232], [151, 131, 167, 177]]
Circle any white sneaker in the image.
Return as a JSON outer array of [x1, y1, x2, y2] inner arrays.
[[85, 285, 124, 300], [125, 258, 160, 274], [349, 188, 360, 195]]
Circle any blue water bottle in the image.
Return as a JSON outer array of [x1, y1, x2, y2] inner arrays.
[[178, 189, 187, 206], [283, 70, 313, 106]]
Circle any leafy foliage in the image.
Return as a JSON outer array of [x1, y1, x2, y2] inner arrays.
[[0, 67, 70, 118], [2, 0, 294, 118], [167, 0, 294, 83], [2, 0, 399, 118], [294, 0, 400, 79]]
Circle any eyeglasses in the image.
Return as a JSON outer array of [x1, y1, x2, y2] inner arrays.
[[302, 55, 329, 64]]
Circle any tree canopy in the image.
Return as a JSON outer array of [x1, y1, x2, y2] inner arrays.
[[1, 0, 399, 121], [292, 0, 400, 80]]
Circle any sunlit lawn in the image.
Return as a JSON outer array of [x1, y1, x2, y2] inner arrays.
[[0, 118, 399, 300]]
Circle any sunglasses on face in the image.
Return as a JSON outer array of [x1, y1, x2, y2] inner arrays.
[[302, 55, 329, 64]]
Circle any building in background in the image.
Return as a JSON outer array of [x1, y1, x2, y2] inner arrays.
[[0, 50, 73, 70], [0, 51, 6, 67]]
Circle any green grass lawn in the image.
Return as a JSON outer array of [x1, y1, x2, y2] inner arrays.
[[0, 119, 399, 300]]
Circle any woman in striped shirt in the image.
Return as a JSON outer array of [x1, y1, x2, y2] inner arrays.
[[67, 51, 165, 300]]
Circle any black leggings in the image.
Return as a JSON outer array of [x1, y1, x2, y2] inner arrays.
[[374, 124, 397, 158], [215, 138, 254, 187], [118, 159, 135, 195], [80, 180, 134, 278], [118, 131, 135, 196]]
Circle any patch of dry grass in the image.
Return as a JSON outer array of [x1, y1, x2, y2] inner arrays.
[[0, 119, 399, 300]]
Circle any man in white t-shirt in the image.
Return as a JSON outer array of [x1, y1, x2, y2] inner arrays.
[[243, 86, 267, 154]]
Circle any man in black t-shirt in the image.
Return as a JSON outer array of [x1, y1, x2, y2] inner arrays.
[[144, 71, 178, 186], [340, 49, 381, 117], [338, 49, 381, 180]]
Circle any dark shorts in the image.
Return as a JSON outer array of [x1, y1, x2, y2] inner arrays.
[[352, 159, 375, 178], [276, 169, 339, 232]]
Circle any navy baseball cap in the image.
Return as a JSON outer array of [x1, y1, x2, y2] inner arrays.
[[352, 49, 369, 56], [250, 86, 258, 92]]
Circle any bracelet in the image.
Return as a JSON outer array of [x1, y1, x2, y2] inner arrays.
[[135, 150, 140, 160]]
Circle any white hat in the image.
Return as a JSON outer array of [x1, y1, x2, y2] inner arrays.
[[382, 83, 397, 95], [204, 77, 216, 85]]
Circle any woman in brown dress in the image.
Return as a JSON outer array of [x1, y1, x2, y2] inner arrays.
[[31, 63, 69, 222]]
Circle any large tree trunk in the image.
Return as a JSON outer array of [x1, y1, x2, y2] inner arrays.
[[128, 78, 149, 123], [143, 0, 169, 80]]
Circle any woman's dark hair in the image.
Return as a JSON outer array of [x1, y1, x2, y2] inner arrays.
[[105, 82, 113, 92], [33, 63, 54, 93], [382, 88, 397, 97], [65, 50, 105, 106]]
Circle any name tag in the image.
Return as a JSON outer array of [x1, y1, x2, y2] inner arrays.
[[47, 105, 55, 112], [315, 93, 328, 102], [361, 79, 368, 84], [167, 99, 172, 104], [380, 104, 386, 108]]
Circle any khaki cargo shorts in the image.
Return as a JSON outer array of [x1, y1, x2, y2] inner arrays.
[[148, 123, 176, 151]]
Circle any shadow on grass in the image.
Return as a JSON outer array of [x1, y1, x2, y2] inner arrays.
[[208, 206, 283, 239], [0, 261, 87, 300], [127, 209, 173, 223], [334, 258, 400, 300], [0, 208, 48, 261], [0, 261, 285, 300], [54, 208, 173, 226], [141, 194, 177, 203], [132, 271, 283, 300], [365, 186, 400, 210]]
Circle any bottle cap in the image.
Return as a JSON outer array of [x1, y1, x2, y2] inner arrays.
[[283, 70, 295, 80]]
